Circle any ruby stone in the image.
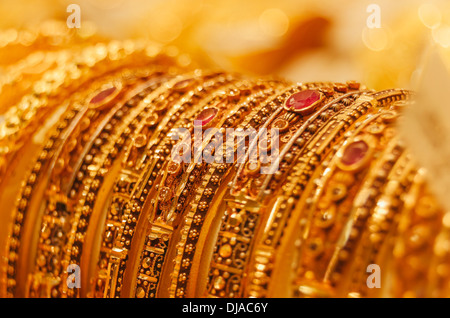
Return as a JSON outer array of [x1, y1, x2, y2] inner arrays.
[[341, 140, 369, 166], [285, 90, 321, 110], [173, 78, 194, 91], [90, 87, 117, 104], [195, 108, 218, 126]]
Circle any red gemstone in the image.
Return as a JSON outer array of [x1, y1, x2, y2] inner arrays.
[[285, 90, 321, 110], [341, 140, 369, 166], [195, 108, 218, 126], [90, 87, 117, 104], [173, 78, 194, 91]]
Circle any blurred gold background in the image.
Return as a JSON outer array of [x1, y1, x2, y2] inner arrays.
[[0, 0, 449, 90]]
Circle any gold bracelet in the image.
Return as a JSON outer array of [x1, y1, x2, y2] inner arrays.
[[202, 82, 362, 298], [74, 72, 230, 298], [91, 71, 231, 297], [0, 33, 445, 299], [2, 69, 146, 297], [278, 93, 409, 297], [129, 79, 286, 299], [345, 150, 416, 297], [390, 169, 444, 297], [0, 41, 180, 184], [100, 74, 245, 298], [25, 70, 170, 298], [245, 98, 390, 297]]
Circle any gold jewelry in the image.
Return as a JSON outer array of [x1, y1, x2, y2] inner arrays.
[[26, 71, 170, 298], [203, 83, 365, 298], [100, 75, 246, 298], [0, 31, 445, 300]]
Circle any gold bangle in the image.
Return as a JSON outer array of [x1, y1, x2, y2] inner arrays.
[[2, 71, 136, 297], [91, 71, 232, 298], [25, 70, 169, 298], [0, 32, 445, 299], [203, 82, 363, 298], [78, 72, 229, 298], [345, 150, 417, 297], [390, 169, 444, 297], [246, 102, 392, 297], [129, 79, 286, 299], [279, 93, 409, 297], [100, 74, 246, 298], [0, 41, 180, 183], [288, 129, 403, 297]]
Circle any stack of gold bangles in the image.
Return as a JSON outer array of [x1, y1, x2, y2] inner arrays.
[[0, 24, 448, 298]]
